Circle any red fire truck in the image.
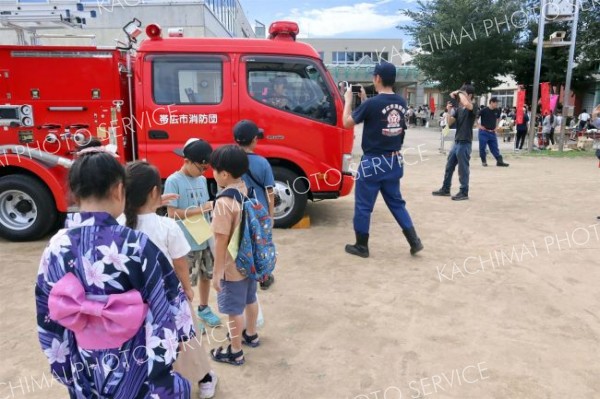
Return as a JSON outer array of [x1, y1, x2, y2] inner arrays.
[[0, 19, 355, 241]]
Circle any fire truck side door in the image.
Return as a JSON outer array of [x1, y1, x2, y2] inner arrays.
[[140, 54, 231, 178]]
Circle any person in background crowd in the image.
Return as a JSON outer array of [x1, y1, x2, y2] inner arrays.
[[499, 115, 511, 143], [541, 112, 556, 148], [555, 111, 563, 138], [515, 105, 529, 150], [477, 97, 510, 167], [591, 105, 600, 129], [578, 109, 590, 130], [432, 84, 477, 201], [407, 106, 416, 127]]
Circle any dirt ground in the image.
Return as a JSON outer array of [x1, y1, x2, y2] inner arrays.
[[1, 128, 600, 399]]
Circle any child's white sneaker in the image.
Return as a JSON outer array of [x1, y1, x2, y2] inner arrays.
[[199, 371, 217, 399]]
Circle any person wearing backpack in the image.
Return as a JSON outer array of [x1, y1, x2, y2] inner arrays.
[[209, 145, 271, 366], [233, 119, 276, 290]]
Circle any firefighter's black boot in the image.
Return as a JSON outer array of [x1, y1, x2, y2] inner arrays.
[[496, 156, 510, 167], [345, 233, 369, 258], [403, 227, 424, 256]]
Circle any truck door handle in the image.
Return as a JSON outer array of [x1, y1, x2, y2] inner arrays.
[[66, 124, 89, 130], [39, 123, 61, 129], [149, 130, 169, 139]]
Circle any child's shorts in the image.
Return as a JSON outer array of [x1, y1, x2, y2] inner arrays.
[[187, 248, 214, 286], [217, 278, 257, 316]]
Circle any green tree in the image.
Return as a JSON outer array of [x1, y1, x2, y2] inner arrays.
[[510, 0, 600, 103], [400, 0, 521, 94]]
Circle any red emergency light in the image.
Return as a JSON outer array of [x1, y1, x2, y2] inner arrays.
[[146, 24, 162, 40], [268, 21, 299, 41]]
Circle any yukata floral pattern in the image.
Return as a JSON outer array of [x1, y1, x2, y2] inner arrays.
[[35, 212, 195, 399]]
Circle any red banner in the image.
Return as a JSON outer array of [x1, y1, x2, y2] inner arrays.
[[429, 96, 436, 114], [516, 89, 526, 124], [541, 82, 551, 115]]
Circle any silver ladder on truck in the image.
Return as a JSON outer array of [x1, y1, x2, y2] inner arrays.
[[0, 4, 97, 45]]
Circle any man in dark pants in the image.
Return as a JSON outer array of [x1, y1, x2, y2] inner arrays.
[[432, 84, 477, 201], [342, 61, 423, 258], [478, 97, 510, 167]]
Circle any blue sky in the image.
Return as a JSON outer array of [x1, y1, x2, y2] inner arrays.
[[239, 0, 420, 42]]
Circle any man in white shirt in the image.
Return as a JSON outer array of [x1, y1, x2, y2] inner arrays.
[[578, 109, 591, 129]]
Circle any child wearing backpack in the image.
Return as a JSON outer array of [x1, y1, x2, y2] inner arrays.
[[209, 145, 276, 366], [233, 120, 276, 290], [165, 138, 222, 329]]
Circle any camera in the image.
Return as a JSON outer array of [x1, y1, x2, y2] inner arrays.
[[351, 84, 363, 94]]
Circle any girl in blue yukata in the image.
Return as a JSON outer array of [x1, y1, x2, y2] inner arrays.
[[35, 147, 194, 399]]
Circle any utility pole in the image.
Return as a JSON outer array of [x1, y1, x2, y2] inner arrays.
[[528, 0, 546, 152], [558, 1, 580, 151]]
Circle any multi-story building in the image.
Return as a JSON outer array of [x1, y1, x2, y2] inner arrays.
[[301, 38, 443, 109], [0, 0, 255, 46]]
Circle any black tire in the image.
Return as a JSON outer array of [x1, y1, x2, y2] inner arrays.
[[0, 175, 57, 241], [271, 166, 308, 228]]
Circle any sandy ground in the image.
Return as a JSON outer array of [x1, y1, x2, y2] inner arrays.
[[1, 127, 600, 399]]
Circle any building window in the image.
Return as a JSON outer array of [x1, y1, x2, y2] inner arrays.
[[331, 51, 388, 65], [492, 89, 515, 109], [246, 58, 336, 125], [206, 0, 236, 36], [153, 57, 223, 105]]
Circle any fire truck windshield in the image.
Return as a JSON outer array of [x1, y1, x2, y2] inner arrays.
[[247, 58, 335, 125]]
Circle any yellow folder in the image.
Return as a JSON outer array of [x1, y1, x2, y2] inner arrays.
[[182, 216, 212, 246], [228, 222, 241, 259]]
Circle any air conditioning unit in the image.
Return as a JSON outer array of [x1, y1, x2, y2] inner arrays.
[[545, 0, 574, 18]]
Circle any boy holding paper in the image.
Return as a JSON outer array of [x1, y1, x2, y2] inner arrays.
[[165, 138, 222, 328], [209, 145, 260, 366]]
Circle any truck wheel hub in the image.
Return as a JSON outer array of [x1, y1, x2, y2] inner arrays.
[[273, 181, 295, 220], [0, 190, 38, 231]]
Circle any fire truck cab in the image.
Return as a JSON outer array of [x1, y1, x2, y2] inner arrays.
[[0, 19, 355, 241]]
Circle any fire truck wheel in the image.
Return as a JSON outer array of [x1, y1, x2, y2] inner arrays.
[[272, 167, 307, 228], [0, 175, 57, 241]]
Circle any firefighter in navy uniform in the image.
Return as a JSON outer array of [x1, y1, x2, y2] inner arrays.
[[342, 61, 424, 258]]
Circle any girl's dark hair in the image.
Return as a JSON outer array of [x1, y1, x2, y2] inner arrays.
[[124, 161, 162, 230], [210, 144, 249, 178], [69, 152, 125, 202]]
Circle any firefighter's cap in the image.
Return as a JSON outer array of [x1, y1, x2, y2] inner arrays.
[[174, 138, 213, 164], [233, 120, 264, 145], [373, 60, 396, 82]]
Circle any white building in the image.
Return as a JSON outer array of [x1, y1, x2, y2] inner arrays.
[[0, 0, 255, 46]]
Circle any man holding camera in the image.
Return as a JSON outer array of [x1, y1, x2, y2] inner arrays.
[[342, 61, 424, 258], [432, 84, 477, 201]]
